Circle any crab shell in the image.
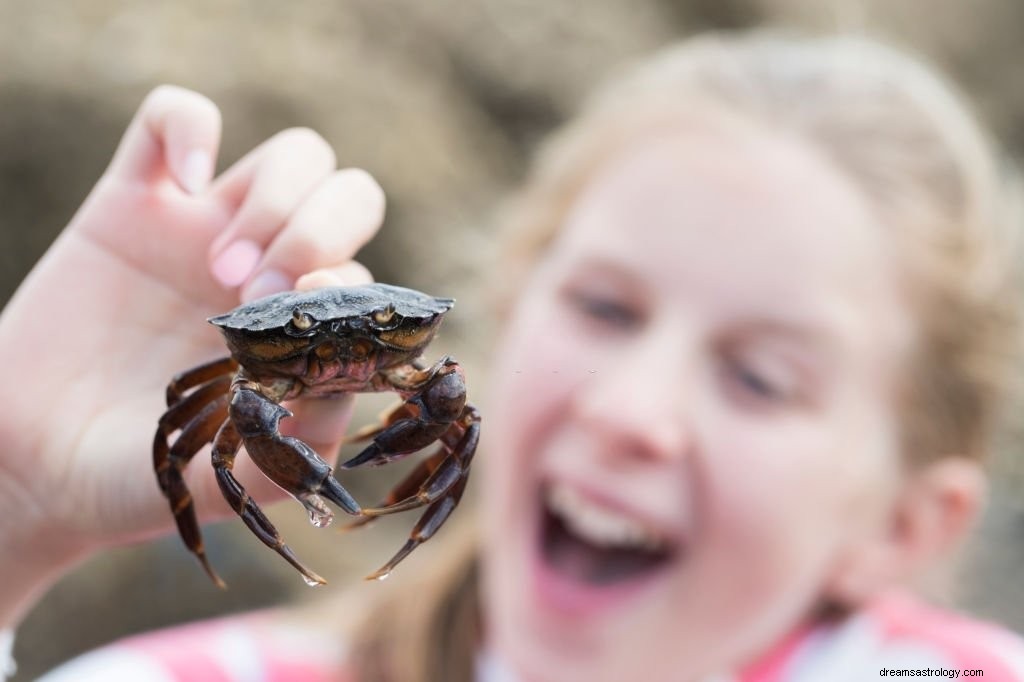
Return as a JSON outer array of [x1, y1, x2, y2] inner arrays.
[[208, 283, 454, 331], [207, 283, 455, 366]]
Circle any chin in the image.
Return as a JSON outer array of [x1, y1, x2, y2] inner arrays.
[[480, 479, 693, 682]]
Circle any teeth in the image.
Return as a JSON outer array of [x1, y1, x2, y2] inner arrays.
[[546, 482, 669, 552]]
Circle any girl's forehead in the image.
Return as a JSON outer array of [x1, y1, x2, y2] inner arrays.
[[556, 128, 890, 298], [546, 126, 917, 361]]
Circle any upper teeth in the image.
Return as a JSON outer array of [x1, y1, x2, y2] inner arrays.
[[546, 482, 669, 552]]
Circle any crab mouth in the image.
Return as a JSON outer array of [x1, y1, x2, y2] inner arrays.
[[539, 481, 679, 586]]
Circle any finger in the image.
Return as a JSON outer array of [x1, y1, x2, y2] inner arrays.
[[107, 85, 221, 194], [294, 261, 374, 292], [207, 127, 332, 209], [207, 128, 336, 289], [240, 169, 384, 302]]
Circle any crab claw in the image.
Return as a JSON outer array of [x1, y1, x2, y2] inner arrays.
[[340, 415, 452, 469], [230, 389, 292, 437], [341, 442, 386, 469]]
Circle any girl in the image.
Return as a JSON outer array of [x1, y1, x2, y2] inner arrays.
[[5, 31, 1024, 682]]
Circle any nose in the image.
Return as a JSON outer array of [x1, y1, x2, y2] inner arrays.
[[571, 331, 692, 462]]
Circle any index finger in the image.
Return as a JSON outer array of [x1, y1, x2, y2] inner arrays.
[[106, 85, 221, 194]]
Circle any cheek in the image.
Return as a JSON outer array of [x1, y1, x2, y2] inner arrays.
[[706, 369, 901, 526], [485, 303, 597, 453], [697, 402, 900, 606], [482, 304, 575, 507], [480, 304, 593, 648], [699, 418, 858, 580], [664, 425, 853, 655]]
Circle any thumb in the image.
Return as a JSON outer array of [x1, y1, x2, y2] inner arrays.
[[106, 85, 221, 195]]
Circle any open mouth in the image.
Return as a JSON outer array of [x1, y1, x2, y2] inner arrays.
[[539, 481, 678, 586]]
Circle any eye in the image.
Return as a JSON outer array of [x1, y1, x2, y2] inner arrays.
[[720, 356, 796, 408], [731, 363, 779, 398], [292, 309, 313, 330], [289, 308, 317, 333], [566, 289, 641, 330], [373, 304, 396, 325]]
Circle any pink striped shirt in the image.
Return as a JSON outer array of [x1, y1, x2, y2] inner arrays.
[[39, 592, 1024, 681]]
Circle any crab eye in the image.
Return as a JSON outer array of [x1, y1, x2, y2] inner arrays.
[[291, 308, 314, 331], [373, 304, 395, 325]]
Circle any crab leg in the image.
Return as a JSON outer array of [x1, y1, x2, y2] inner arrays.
[[165, 356, 237, 406], [341, 400, 417, 445], [337, 395, 465, 530], [153, 375, 233, 587], [338, 412, 476, 532], [364, 477, 470, 581], [341, 359, 467, 469], [337, 444, 450, 534], [209, 417, 328, 587], [358, 411, 479, 518], [336, 357, 480, 577], [214, 386, 363, 585]]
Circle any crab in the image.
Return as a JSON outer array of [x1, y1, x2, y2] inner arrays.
[[153, 283, 480, 588]]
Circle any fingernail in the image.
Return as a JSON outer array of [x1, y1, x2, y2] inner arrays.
[[242, 268, 293, 302], [178, 149, 213, 194], [211, 239, 261, 288]]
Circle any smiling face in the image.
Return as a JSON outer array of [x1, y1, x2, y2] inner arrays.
[[480, 118, 918, 681]]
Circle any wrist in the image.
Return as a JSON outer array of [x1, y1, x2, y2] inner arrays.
[[0, 476, 92, 629]]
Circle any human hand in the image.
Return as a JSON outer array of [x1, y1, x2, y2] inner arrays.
[[0, 86, 384, 583]]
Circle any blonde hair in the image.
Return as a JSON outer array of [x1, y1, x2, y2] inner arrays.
[[349, 31, 1023, 680], [501, 31, 1024, 466]]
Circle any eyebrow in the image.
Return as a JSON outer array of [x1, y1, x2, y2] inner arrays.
[[557, 254, 650, 292], [730, 317, 835, 343], [561, 252, 844, 357], [721, 317, 841, 371]]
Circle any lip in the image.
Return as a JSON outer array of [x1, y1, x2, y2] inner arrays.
[[526, 480, 679, 618]]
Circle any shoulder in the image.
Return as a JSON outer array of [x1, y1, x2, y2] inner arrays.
[[786, 592, 1024, 682], [38, 609, 356, 682]]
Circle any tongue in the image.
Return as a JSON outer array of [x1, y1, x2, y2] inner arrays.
[[543, 512, 671, 585]]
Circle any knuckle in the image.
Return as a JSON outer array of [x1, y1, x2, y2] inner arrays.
[[273, 127, 336, 168], [255, 190, 297, 228], [188, 92, 222, 123], [142, 84, 180, 107], [278, 232, 325, 269], [143, 84, 207, 111], [141, 85, 220, 127], [329, 166, 385, 228], [335, 167, 386, 221]]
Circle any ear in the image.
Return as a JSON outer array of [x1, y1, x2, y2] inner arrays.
[[825, 457, 987, 606]]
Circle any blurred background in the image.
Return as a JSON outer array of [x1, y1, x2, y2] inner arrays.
[[3, 0, 1024, 678]]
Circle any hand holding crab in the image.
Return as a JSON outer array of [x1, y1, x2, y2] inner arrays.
[[154, 284, 480, 587], [0, 85, 402, 625]]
